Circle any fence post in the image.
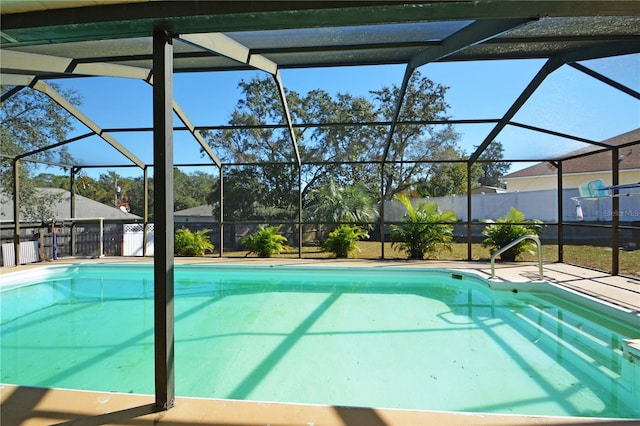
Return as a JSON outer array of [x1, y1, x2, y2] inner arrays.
[[98, 218, 104, 257]]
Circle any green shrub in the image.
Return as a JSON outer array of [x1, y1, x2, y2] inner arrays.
[[482, 207, 543, 261], [174, 228, 214, 256], [323, 224, 369, 258], [241, 225, 288, 257], [391, 194, 457, 260]]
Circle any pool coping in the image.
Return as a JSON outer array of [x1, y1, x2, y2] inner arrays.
[[2, 257, 639, 425], [3, 384, 638, 426]]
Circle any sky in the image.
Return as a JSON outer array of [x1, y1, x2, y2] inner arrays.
[[41, 53, 640, 179]]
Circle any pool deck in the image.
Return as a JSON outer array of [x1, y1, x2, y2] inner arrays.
[[2, 257, 639, 426]]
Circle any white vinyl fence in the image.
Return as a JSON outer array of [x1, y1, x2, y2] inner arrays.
[[122, 223, 155, 256], [1, 241, 39, 266], [384, 188, 639, 223]]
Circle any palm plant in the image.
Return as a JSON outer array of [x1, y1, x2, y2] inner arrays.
[[322, 224, 369, 258], [391, 194, 457, 260], [174, 228, 214, 256], [306, 180, 379, 238], [482, 207, 543, 261], [241, 225, 288, 257]]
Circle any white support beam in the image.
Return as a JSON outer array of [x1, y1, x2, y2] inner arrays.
[[73, 62, 150, 79], [248, 54, 278, 75], [179, 33, 278, 75], [1, 50, 150, 79], [1, 49, 71, 73], [0, 73, 35, 86], [180, 33, 249, 64]]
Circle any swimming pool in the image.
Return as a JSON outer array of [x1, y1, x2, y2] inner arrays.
[[1, 264, 639, 418]]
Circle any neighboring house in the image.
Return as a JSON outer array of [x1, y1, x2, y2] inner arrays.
[[174, 204, 216, 224], [470, 185, 506, 195], [502, 128, 640, 192], [0, 187, 142, 222]]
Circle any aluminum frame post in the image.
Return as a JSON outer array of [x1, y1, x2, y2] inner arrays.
[[12, 159, 21, 266], [152, 29, 175, 410], [556, 161, 564, 263], [143, 166, 149, 257], [466, 162, 472, 260], [612, 147, 620, 275], [70, 167, 78, 256], [380, 162, 386, 259], [298, 168, 303, 258], [219, 166, 224, 257]]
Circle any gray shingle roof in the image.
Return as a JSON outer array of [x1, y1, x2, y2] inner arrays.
[[174, 205, 214, 217], [0, 187, 142, 221]]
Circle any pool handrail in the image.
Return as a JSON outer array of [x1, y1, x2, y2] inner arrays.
[[490, 234, 543, 280]]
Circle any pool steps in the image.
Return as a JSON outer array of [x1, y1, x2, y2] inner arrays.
[[511, 309, 620, 381], [496, 301, 639, 416], [622, 339, 640, 362]]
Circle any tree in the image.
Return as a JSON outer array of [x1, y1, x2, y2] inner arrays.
[[32, 173, 70, 189], [55, 169, 215, 220], [206, 166, 287, 221], [305, 179, 378, 238], [476, 141, 511, 188], [204, 71, 460, 219], [372, 71, 459, 200], [201, 76, 298, 220], [203, 76, 378, 220], [298, 89, 383, 192], [173, 168, 216, 212], [415, 146, 479, 197], [1, 85, 81, 221]]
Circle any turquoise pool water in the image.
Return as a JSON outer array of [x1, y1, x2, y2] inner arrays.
[[1, 264, 638, 418]]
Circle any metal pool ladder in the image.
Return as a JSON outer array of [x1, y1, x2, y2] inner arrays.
[[490, 234, 544, 280]]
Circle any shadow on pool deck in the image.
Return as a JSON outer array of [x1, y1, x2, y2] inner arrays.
[[1, 257, 639, 425], [3, 384, 638, 426]]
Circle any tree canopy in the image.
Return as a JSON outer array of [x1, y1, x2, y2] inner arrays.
[[4, 72, 511, 224], [203, 71, 480, 216], [1, 85, 81, 221]]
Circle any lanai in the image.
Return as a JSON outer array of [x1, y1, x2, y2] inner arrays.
[[1, 0, 639, 413]]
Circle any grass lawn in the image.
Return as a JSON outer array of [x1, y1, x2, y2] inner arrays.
[[220, 241, 640, 279]]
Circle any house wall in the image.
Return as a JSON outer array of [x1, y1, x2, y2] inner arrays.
[[505, 170, 640, 192]]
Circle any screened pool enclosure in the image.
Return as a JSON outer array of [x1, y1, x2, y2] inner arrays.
[[1, 0, 639, 409]]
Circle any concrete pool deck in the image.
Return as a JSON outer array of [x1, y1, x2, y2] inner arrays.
[[1, 257, 639, 425]]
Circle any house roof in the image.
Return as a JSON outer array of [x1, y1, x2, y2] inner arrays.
[[503, 128, 640, 179], [174, 205, 213, 217], [0, 187, 142, 221]]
